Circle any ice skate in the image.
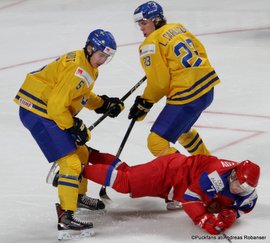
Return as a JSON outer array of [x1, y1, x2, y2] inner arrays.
[[56, 203, 94, 240], [77, 194, 105, 211]]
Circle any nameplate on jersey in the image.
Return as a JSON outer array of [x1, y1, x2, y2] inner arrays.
[[220, 160, 236, 167], [75, 67, 93, 87], [139, 44, 155, 57], [208, 171, 224, 192]]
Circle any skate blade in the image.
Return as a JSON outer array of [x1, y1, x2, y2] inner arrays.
[[75, 208, 106, 222], [58, 228, 95, 241], [76, 207, 106, 215]]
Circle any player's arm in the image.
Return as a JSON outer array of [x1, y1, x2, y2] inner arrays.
[[85, 92, 124, 118], [85, 91, 104, 110], [140, 47, 170, 103], [183, 159, 238, 234], [182, 190, 237, 235], [128, 43, 169, 121], [233, 190, 258, 217]]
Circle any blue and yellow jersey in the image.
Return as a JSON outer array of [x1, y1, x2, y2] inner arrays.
[[138, 23, 220, 104], [14, 50, 104, 129]]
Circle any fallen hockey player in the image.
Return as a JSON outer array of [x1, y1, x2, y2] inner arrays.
[[82, 148, 260, 235]]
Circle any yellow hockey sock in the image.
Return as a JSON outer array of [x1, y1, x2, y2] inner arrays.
[[147, 132, 178, 157], [178, 129, 211, 155], [57, 151, 82, 211], [76, 145, 90, 195]]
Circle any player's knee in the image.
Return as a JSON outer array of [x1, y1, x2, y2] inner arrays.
[[147, 132, 177, 157], [57, 151, 82, 176], [75, 145, 89, 166], [178, 129, 196, 144]]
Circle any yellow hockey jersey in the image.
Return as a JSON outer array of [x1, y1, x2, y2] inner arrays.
[[14, 50, 104, 129], [138, 23, 220, 104]]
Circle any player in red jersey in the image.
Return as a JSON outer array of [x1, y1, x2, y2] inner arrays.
[[83, 149, 260, 235]]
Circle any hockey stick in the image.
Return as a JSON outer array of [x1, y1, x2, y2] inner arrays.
[[99, 118, 136, 200], [88, 75, 146, 131], [46, 76, 146, 184], [115, 118, 136, 157]]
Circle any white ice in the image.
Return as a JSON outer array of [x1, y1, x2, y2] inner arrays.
[[0, 0, 270, 243]]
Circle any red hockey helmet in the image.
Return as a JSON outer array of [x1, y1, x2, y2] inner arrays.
[[235, 160, 260, 191]]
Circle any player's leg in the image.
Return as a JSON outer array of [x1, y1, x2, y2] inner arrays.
[[177, 90, 214, 155], [147, 132, 178, 156], [57, 151, 81, 211], [19, 108, 79, 206], [83, 164, 131, 193], [76, 145, 105, 210], [84, 156, 171, 198], [88, 148, 129, 171], [148, 103, 187, 157], [19, 108, 92, 232], [178, 128, 211, 155], [149, 89, 213, 156]]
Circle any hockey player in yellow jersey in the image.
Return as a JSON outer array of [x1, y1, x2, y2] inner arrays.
[[14, 29, 124, 238], [129, 1, 220, 157]]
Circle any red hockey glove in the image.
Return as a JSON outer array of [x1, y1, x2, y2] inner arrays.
[[198, 214, 226, 235], [198, 210, 236, 235], [217, 209, 237, 228]]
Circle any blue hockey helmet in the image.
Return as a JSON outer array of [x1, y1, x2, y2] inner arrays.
[[133, 1, 164, 23], [86, 29, 117, 59]]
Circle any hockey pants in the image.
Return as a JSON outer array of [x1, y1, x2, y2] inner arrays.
[[84, 151, 186, 198], [147, 128, 211, 156]]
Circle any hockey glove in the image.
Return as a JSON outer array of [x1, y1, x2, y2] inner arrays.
[[198, 213, 226, 235], [217, 209, 237, 228], [68, 117, 90, 145], [198, 210, 236, 235], [95, 95, 124, 118], [128, 96, 153, 121]]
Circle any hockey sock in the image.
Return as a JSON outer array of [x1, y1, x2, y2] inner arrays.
[[57, 152, 82, 211], [147, 132, 178, 157], [178, 129, 211, 155], [83, 164, 115, 186], [83, 164, 130, 194]]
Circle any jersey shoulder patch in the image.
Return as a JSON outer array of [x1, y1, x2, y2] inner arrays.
[[75, 67, 93, 87], [139, 44, 156, 57]]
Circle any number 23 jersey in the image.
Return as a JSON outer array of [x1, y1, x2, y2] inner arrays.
[[138, 23, 220, 104]]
